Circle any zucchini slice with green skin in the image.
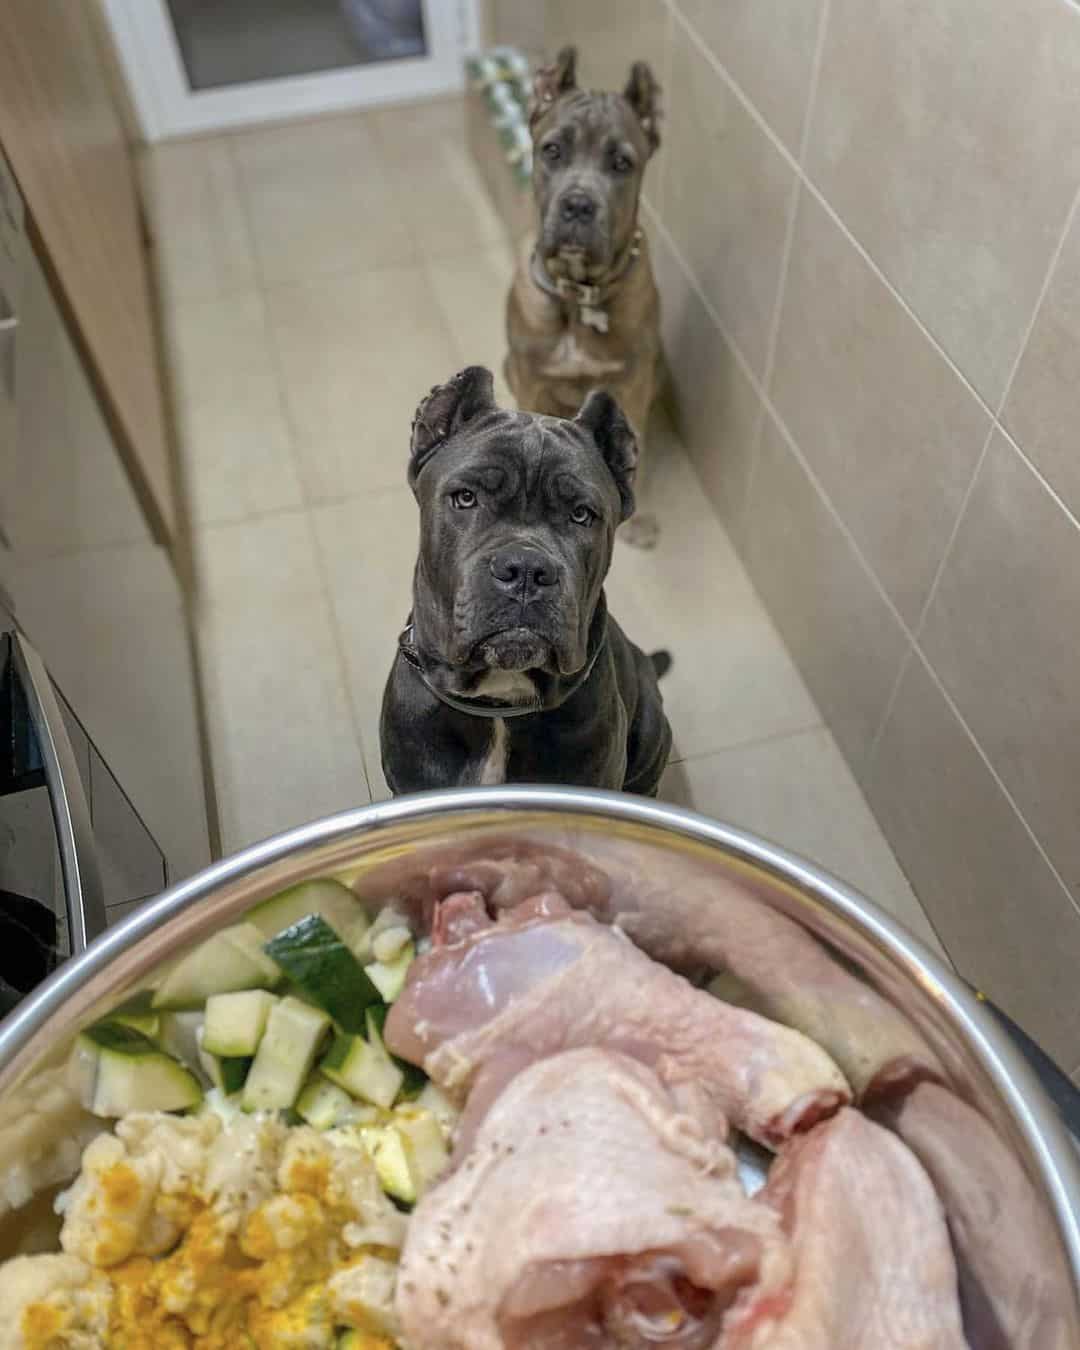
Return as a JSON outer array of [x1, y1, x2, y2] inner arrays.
[[366, 1003, 427, 1099], [71, 1023, 203, 1118], [264, 915, 381, 1033], [158, 1010, 206, 1077], [295, 1077, 356, 1131], [247, 878, 370, 950], [320, 1029, 403, 1110], [364, 941, 415, 1004], [107, 990, 160, 1039], [242, 996, 331, 1112], [202, 990, 278, 1057], [152, 923, 281, 1010]]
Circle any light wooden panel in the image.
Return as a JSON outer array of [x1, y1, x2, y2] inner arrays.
[[0, 0, 176, 540]]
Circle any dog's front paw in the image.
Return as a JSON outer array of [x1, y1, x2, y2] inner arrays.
[[621, 512, 660, 550]]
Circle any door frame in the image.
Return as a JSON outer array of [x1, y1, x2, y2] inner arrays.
[[101, 0, 480, 142]]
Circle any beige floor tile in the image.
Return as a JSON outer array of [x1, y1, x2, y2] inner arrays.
[[265, 265, 460, 503], [139, 137, 257, 306], [194, 511, 369, 852], [311, 489, 419, 803], [373, 100, 506, 259], [163, 292, 303, 526], [230, 113, 416, 286], [661, 728, 945, 957], [425, 242, 517, 407], [605, 431, 821, 760]]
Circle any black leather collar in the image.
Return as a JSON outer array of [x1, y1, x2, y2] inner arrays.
[[397, 618, 607, 720]]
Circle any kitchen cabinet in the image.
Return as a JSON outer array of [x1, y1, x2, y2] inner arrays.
[[0, 0, 177, 541]]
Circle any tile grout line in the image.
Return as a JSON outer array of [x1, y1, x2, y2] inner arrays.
[[671, 3, 1001, 426], [669, 719, 826, 768], [740, 0, 831, 537], [907, 646, 1080, 926]]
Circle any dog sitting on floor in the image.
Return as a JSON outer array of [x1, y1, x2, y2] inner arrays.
[[380, 366, 672, 795], [505, 45, 665, 549]]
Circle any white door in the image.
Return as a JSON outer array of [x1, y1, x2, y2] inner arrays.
[[103, 0, 479, 142]]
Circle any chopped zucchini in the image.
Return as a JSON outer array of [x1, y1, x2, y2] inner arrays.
[[264, 914, 381, 1033], [367, 1125, 416, 1205], [152, 923, 281, 1010], [70, 1023, 202, 1118], [247, 878, 370, 951], [203, 990, 278, 1057], [320, 1030, 403, 1110], [107, 990, 160, 1039], [296, 1077, 355, 1131], [393, 1106, 449, 1194], [366, 1003, 426, 1099], [364, 942, 414, 1004], [242, 996, 331, 1112], [415, 1082, 459, 1139], [157, 1010, 205, 1076]]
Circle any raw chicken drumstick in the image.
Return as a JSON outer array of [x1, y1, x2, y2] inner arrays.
[[386, 893, 850, 1150], [396, 1047, 793, 1350]]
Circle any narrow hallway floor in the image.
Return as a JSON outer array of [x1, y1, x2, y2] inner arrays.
[[141, 97, 943, 955]]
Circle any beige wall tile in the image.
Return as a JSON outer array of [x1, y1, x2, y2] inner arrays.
[[742, 411, 910, 768], [864, 653, 1080, 1066], [770, 190, 991, 625], [264, 265, 460, 503], [662, 727, 944, 956], [664, 18, 796, 377], [1003, 203, 1080, 521], [920, 429, 1080, 907], [650, 218, 762, 535], [544, 0, 669, 95], [230, 113, 416, 286], [605, 434, 822, 760], [677, 0, 824, 153], [806, 0, 1080, 404]]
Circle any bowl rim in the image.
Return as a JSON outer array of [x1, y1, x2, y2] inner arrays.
[[1, 783, 1078, 1291]]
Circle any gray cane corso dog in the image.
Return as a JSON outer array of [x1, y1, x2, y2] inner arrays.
[[505, 45, 664, 548], [380, 366, 671, 795]]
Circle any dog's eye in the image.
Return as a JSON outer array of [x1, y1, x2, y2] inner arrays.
[[541, 140, 562, 164], [570, 504, 596, 526], [611, 151, 634, 174], [451, 488, 477, 509]]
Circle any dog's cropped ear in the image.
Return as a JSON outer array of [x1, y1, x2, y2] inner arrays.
[[575, 389, 638, 522], [409, 366, 496, 485], [530, 45, 577, 127], [623, 61, 661, 153]]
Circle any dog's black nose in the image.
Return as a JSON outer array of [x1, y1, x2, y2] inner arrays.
[[559, 191, 597, 223], [490, 547, 558, 593]]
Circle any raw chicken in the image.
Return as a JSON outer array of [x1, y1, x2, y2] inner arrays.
[[726, 1108, 968, 1349], [358, 829, 943, 1103], [397, 1048, 792, 1349], [386, 894, 850, 1149], [874, 1082, 1078, 1350]]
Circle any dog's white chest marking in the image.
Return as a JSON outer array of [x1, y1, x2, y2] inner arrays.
[[478, 718, 509, 785], [470, 669, 536, 702], [540, 332, 624, 381]]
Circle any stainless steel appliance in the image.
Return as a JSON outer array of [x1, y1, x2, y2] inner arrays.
[[0, 147, 210, 1009], [0, 787, 1076, 1338]]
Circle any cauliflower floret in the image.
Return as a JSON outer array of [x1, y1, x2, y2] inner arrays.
[[58, 1133, 162, 1267], [203, 1112, 287, 1217], [328, 1253, 399, 1338], [0, 1253, 112, 1350], [322, 1131, 406, 1252], [115, 1111, 219, 1196], [0, 1068, 104, 1218], [241, 1193, 333, 1309], [249, 1282, 335, 1349]]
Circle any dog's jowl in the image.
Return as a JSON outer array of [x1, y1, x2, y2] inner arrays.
[[505, 45, 664, 548], [380, 366, 672, 795]]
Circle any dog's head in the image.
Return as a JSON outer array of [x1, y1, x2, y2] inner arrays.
[[407, 367, 637, 697], [528, 46, 661, 282]]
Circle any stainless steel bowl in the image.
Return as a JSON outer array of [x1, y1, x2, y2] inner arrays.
[[1, 785, 1077, 1342]]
